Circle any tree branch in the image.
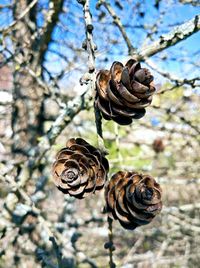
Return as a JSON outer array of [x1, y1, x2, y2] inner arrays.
[[104, 217, 116, 268], [179, 0, 200, 7], [134, 14, 200, 60], [49, 237, 63, 268], [0, 0, 38, 33], [97, 0, 135, 54], [46, 91, 91, 146], [38, 0, 64, 66], [80, 0, 106, 152], [145, 59, 200, 92]]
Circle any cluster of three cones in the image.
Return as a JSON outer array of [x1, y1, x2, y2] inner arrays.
[[52, 59, 162, 230]]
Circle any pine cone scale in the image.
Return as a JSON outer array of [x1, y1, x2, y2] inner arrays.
[[52, 138, 109, 198], [121, 67, 132, 91], [134, 68, 154, 84], [68, 184, 86, 197], [130, 80, 149, 94], [107, 83, 125, 107], [128, 61, 141, 78], [96, 70, 110, 101], [115, 201, 131, 224], [110, 61, 124, 82], [117, 82, 141, 104], [56, 149, 74, 160], [106, 186, 116, 211], [105, 171, 162, 230], [126, 205, 152, 225], [95, 167, 107, 188], [96, 97, 112, 117], [95, 59, 156, 125], [126, 186, 147, 210], [116, 189, 129, 216], [112, 106, 139, 118]]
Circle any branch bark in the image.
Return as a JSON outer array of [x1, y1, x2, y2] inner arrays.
[[97, 0, 135, 54], [134, 14, 200, 60], [179, 0, 200, 6], [37, 0, 64, 67], [0, 0, 38, 33], [80, 0, 106, 152]]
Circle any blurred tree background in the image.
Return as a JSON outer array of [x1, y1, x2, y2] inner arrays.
[[0, 0, 200, 267]]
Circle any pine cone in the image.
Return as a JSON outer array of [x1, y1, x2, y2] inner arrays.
[[105, 171, 162, 230], [52, 138, 109, 198], [153, 138, 165, 153], [95, 59, 156, 125]]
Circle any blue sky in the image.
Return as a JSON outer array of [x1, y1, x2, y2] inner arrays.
[[0, 0, 199, 84]]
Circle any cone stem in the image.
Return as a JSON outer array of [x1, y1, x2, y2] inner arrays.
[[94, 104, 107, 153], [114, 123, 123, 168], [107, 217, 116, 268]]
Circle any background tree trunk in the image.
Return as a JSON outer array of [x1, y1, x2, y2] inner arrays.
[[12, 0, 44, 157]]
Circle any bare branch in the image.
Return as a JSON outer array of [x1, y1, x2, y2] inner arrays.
[[179, 0, 200, 6], [38, 0, 64, 66], [0, 0, 38, 33], [145, 59, 200, 92], [49, 237, 64, 268], [97, 0, 135, 54], [45, 90, 91, 146], [134, 14, 200, 60], [80, 0, 106, 152]]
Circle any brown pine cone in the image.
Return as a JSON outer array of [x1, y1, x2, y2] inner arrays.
[[153, 138, 165, 153], [105, 171, 162, 230], [52, 138, 109, 198], [95, 59, 156, 125]]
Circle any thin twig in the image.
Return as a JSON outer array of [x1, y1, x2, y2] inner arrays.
[[133, 14, 200, 60], [180, 0, 200, 6], [97, 0, 135, 54], [0, 0, 38, 33], [114, 123, 123, 168], [106, 217, 116, 268], [49, 236, 63, 268], [94, 105, 107, 153], [81, 0, 107, 152], [145, 59, 200, 92]]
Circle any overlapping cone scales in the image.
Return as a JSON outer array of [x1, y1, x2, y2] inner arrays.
[[95, 59, 156, 125], [52, 138, 109, 198], [105, 171, 162, 230]]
